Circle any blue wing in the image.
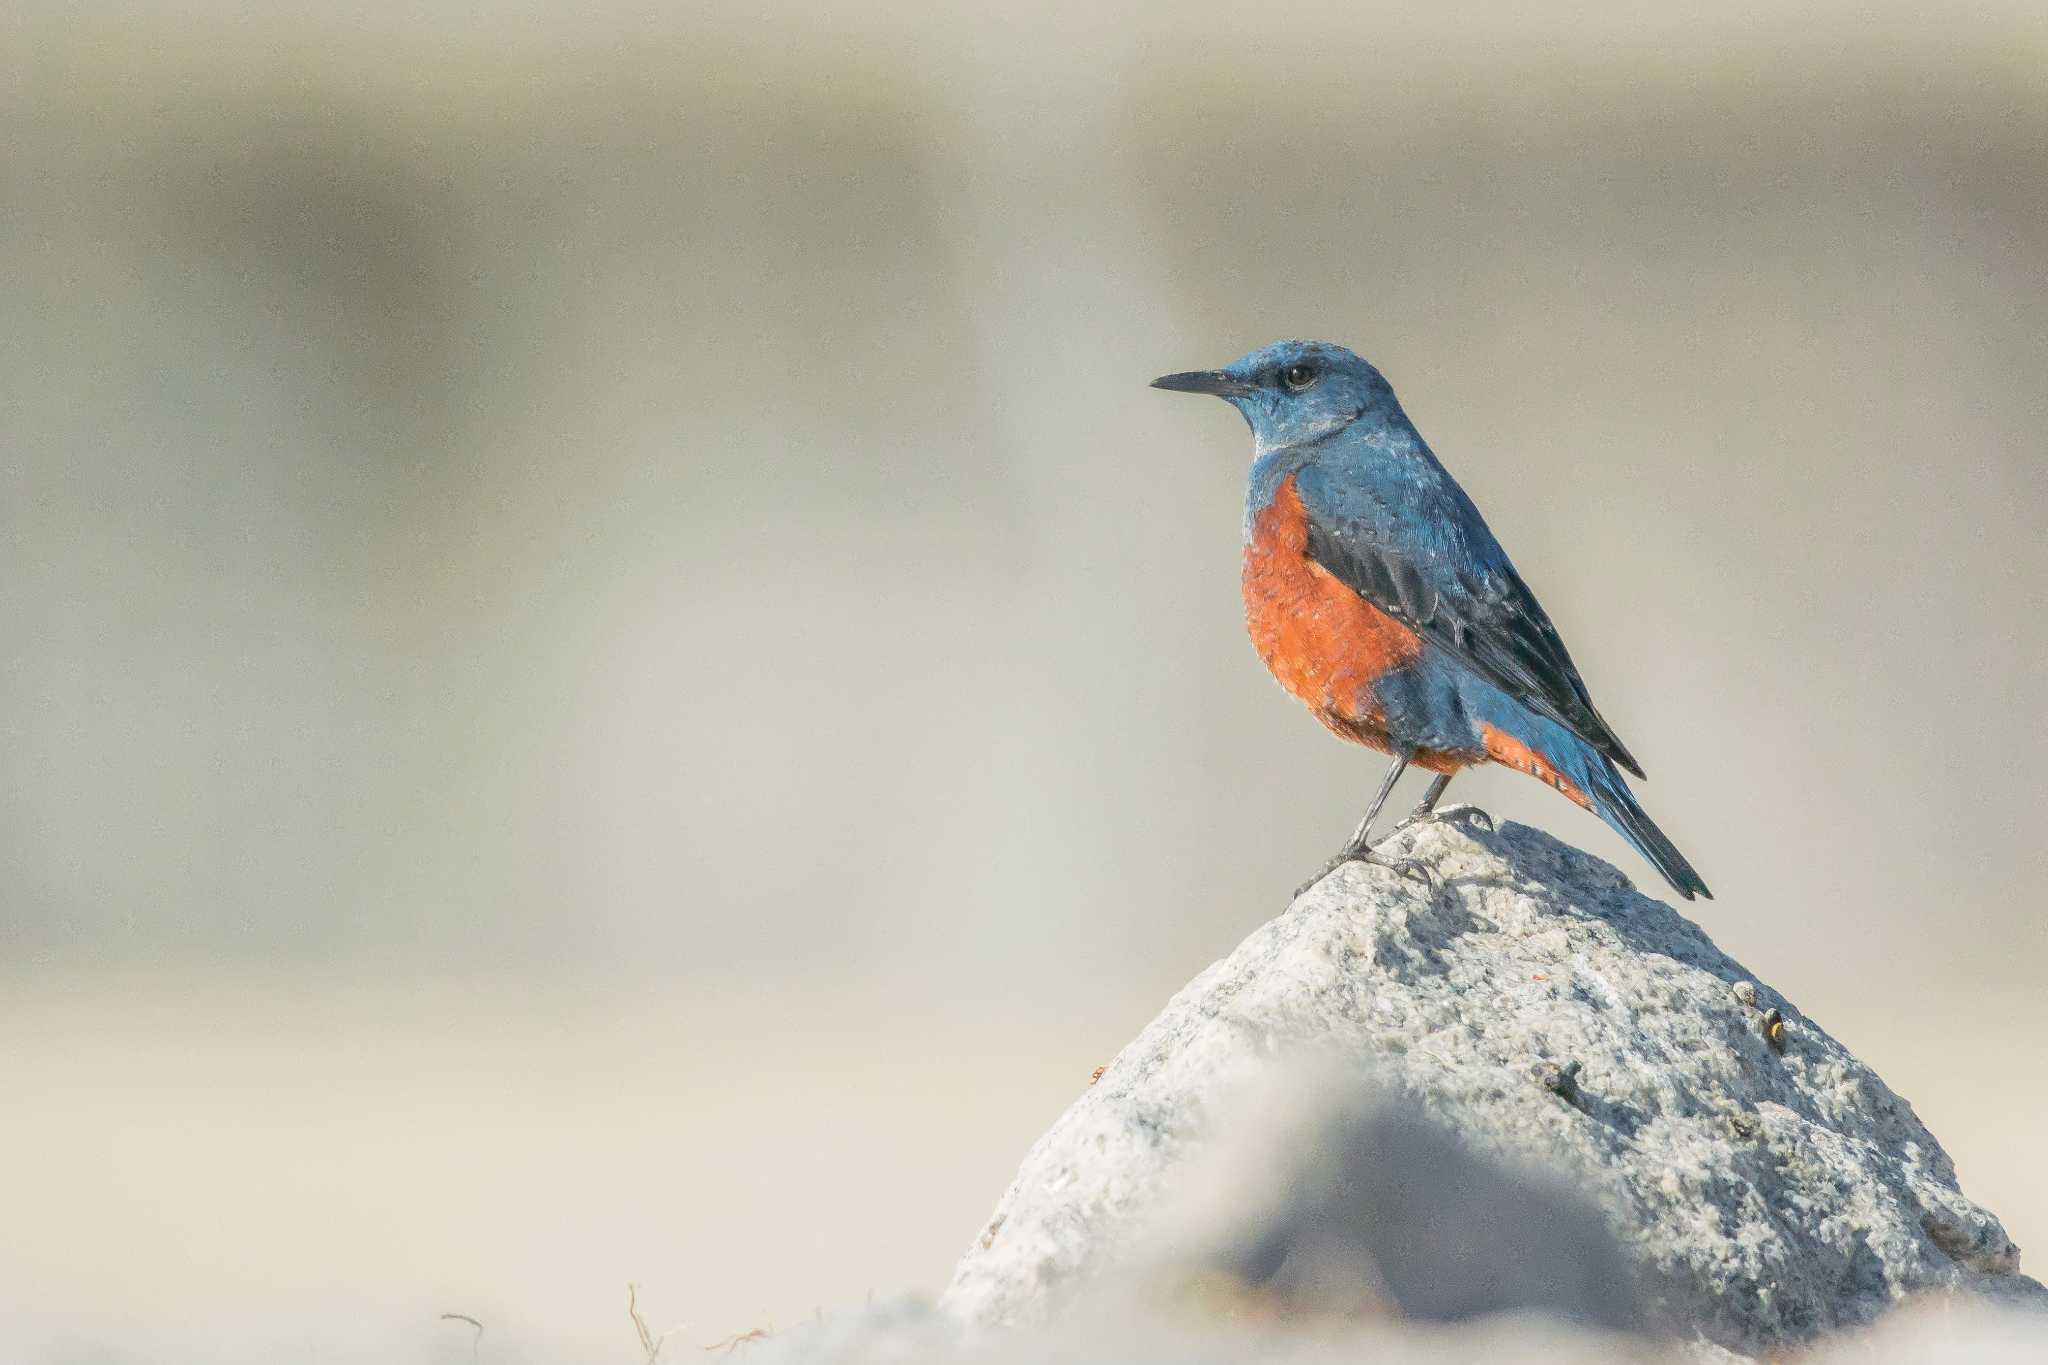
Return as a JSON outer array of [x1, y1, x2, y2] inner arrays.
[[1293, 456, 1645, 779]]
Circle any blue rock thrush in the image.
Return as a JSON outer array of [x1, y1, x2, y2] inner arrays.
[[1153, 340, 1709, 900]]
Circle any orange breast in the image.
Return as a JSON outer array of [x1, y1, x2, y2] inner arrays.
[[1242, 474, 1438, 759]]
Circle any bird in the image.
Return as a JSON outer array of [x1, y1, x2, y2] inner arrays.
[[1152, 340, 1709, 901]]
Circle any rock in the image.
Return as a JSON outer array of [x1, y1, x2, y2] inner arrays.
[[736, 1299, 2048, 1365], [1150, 1063, 1652, 1332], [754, 1300, 1677, 1365], [939, 812, 2045, 1357]]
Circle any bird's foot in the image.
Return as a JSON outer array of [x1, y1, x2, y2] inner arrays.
[[1359, 844, 1437, 887], [1294, 842, 1437, 898], [1384, 807, 1434, 838], [1385, 802, 1493, 838]]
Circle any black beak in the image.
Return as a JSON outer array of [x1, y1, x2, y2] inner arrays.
[[1150, 369, 1256, 398]]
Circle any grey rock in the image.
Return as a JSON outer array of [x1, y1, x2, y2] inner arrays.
[[754, 1301, 1676, 1365], [750, 1301, 2048, 1365], [940, 812, 2045, 1356], [1161, 1065, 1650, 1330]]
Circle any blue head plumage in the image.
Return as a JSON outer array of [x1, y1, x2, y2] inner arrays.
[[1151, 340, 1405, 450]]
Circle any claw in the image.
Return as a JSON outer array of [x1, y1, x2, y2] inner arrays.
[[1294, 843, 1437, 898], [1391, 803, 1493, 838], [1294, 852, 1354, 899], [1362, 848, 1437, 887]]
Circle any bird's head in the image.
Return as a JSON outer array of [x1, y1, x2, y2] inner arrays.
[[1151, 340, 1398, 449]]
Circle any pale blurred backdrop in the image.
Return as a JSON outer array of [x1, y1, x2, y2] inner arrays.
[[4, 1, 2046, 1359]]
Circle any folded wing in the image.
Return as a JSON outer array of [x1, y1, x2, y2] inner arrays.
[[1294, 461, 1645, 779]]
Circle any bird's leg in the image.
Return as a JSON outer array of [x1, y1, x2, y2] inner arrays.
[[1296, 755, 1435, 896], [1342, 753, 1407, 854], [1384, 772, 1494, 834], [1387, 773, 1454, 834]]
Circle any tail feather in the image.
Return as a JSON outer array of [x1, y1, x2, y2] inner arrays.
[[1472, 693, 1710, 901], [1582, 764, 1712, 901]]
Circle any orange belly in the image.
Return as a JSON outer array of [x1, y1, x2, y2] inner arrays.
[[1242, 474, 1590, 801], [1241, 474, 1454, 765]]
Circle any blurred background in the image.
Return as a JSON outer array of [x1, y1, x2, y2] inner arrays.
[[4, 1, 2045, 1359]]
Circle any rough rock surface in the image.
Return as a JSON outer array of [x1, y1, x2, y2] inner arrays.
[[940, 813, 2044, 1356]]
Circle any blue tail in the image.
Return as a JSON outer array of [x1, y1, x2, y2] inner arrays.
[[1576, 759, 1711, 901], [1475, 697, 1711, 901]]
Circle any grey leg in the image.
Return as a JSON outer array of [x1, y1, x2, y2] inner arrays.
[[1389, 772, 1494, 836], [1406, 773, 1453, 824], [1295, 754, 1436, 896], [1342, 754, 1409, 855]]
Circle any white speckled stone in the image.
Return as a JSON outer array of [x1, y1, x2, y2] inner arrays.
[[939, 812, 2044, 1356]]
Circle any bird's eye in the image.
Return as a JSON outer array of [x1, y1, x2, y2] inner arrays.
[[1281, 364, 1317, 392]]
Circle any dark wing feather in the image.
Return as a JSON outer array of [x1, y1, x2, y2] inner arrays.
[[1302, 500, 1645, 778]]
